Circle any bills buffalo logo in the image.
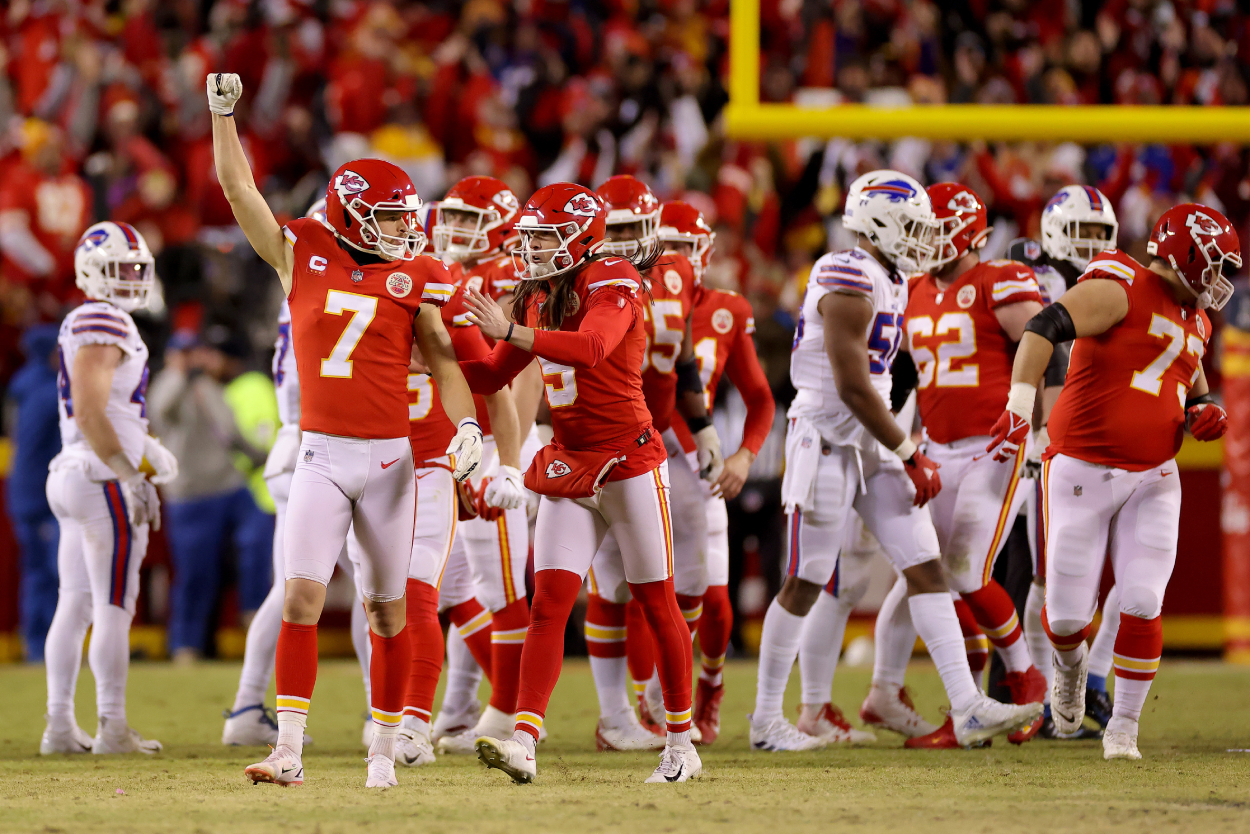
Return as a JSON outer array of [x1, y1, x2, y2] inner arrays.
[[862, 180, 917, 202], [946, 190, 979, 212], [386, 272, 413, 298], [1044, 191, 1070, 213], [1024, 240, 1042, 261], [546, 460, 572, 478], [712, 308, 734, 334], [563, 194, 600, 217], [77, 228, 111, 251], [334, 171, 370, 200], [957, 285, 976, 309], [664, 269, 683, 294]]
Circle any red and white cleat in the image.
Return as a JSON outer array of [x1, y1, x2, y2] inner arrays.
[[860, 684, 938, 738], [637, 694, 665, 737], [798, 703, 876, 744], [693, 679, 724, 746], [1003, 666, 1047, 744], [245, 747, 304, 786], [904, 716, 990, 750]]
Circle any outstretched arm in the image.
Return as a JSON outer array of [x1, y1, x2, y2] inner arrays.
[[463, 285, 634, 369], [208, 74, 293, 292]]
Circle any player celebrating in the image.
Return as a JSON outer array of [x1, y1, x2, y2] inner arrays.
[[208, 73, 483, 788], [896, 183, 1048, 746], [987, 203, 1237, 760], [754, 170, 1042, 752], [41, 221, 170, 756], [459, 183, 701, 784]]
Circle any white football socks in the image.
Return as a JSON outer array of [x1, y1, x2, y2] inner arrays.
[[1087, 584, 1120, 681], [350, 599, 372, 706], [277, 712, 306, 757], [1110, 675, 1150, 723], [753, 598, 805, 721], [589, 655, 633, 719], [233, 582, 283, 711], [44, 591, 92, 727], [871, 576, 915, 689], [1023, 582, 1053, 698], [440, 626, 481, 718], [89, 604, 134, 722], [799, 590, 854, 705], [908, 592, 979, 713]]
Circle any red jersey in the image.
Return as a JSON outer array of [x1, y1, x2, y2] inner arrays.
[[672, 288, 775, 456], [0, 162, 92, 289], [408, 278, 493, 464], [640, 255, 700, 432], [904, 259, 1043, 444], [462, 253, 521, 301], [460, 257, 666, 480], [284, 218, 454, 439], [1047, 250, 1210, 471]]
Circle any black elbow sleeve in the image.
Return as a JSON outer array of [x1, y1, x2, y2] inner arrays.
[[1024, 302, 1077, 344], [890, 351, 918, 413], [675, 356, 704, 397], [1043, 340, 1071, 387]]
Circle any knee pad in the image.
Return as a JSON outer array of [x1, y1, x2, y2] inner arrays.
[[1117, 585, 1162, 620]]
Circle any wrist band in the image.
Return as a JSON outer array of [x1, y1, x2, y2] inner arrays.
[[892, 437, 918, 461], [505, 322, 515, 343], [1006, 382, 1037, 420]]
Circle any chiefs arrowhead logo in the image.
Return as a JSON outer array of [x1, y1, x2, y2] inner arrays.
[[334, 171, 370, 200], [946, 190, 979, 212], [563, 194, 599, 217], [493, 190, 519, 212], [1187, 210, 1223, 237], [546, 460, 572, 478]]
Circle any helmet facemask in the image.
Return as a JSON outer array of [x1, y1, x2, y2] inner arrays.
[[433, 203, 503, 262], [928, 212, 985, 271], [1176, 235, 1240, 311], [602, 210, 660, 264], [658, 228, 714, 281], [342, 195, 426, 260], [870, 209, 939, 275], [1054, 219, 1117, 270], [512, 220, 597, 282]]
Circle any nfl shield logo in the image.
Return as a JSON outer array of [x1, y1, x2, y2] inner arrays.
[[304, 449, 314, 463], [351, 269, 364, 283], [1074, 485, 1082, 496]]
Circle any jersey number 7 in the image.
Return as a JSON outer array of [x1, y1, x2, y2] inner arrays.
[[321, 290, 378, 378]]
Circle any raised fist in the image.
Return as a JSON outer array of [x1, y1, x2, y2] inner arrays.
[[206, 73, 242, 116]]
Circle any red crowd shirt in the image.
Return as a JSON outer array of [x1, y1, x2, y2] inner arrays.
[[0, 162, 92, 288], [904, 259, 1043, 444], [284, 218, 455, 439], [1047, 249, 1211, 471], [640, 254, 699, 433]]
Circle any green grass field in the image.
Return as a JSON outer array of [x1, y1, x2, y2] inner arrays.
[[1, 659, 1248, 833]]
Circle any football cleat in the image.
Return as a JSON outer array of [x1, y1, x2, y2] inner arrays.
[[1003, 667, 1048, 744], [904, 716, 991, 749], [1102, 718, 1141, 760], [748, 714, 827, 752], [797, 703, 877, 744], [396, 726, 435, 767], [860, 684, 939, 738], [222, 705, 277, 746], [1051, 645, 1089, 736], [644, 743, 703, 783], [1038, 713, 1103, 740], [438, 705, 515, 755], [596, 711, 667, 752], [476, 735, 536, 784], [245, 747, 304, 786], [950, 696, 1043, 747], [432, 700, 481, 743], [365, 754, 398, 788], [40, 720, 94, 755], [92, 718, 162, 754], [693, 679, 724, 745], [638, 691, 665, 737], [1086, 686, 1114, 729]]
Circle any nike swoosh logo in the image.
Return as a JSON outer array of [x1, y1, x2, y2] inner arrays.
[[1161, 471, 1173, 477], [381, 458, 402, 469], [525, 755, 535, 762], [664, 765, 684, 782], [279, 765, 298, 775]]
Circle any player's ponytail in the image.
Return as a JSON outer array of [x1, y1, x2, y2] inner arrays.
[[511, 273, 580, 331]]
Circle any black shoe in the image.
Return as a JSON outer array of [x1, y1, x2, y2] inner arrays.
[[1085, 687, 1113, 729], [1038, 715, 1103, 740]]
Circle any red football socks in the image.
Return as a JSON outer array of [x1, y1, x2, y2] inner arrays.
[[488, 597, 529, 714], [698, 585, 732, 684], [447, 597, 494, 681], [514, 569, 582, 741], [403, 579, 443, 725], [629, 578, 693, 734]]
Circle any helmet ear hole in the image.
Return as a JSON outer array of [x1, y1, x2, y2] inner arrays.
[[872, 218, 886, 228]]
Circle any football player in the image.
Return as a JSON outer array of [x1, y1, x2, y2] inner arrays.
[[754, 170, 1042, 752], [460, 183, 701, 784], [988, 203, 1237, 760], [42, 221, 168, 755], [209, 73, 483, 788]]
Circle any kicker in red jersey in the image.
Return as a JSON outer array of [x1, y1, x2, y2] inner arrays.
[[284, 217, 455, 439], [1046, 248, 1211, 471], [904, 259, 1043, 444], [640, 254, 700, 433]]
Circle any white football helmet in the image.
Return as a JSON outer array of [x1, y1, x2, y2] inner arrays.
[[1040, 185, 1118, 271], [74, 221, 155, 312], [842, 170, 938, 274]]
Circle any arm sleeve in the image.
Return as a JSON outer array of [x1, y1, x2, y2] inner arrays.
[[890, 350, 918, 413], [528, 290, 635, 369], [460, 340, 534, 394], [723, 330, 776, 455]]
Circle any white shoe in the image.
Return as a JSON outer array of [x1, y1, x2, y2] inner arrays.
[[222, 705, 277, 746], [1051, 645, 1088, 736], [797, 703, 876, 744], [859, 684, 938, 738], [476, 735, 536, 784], [93, 718, 162, 754], [40, 718, 93, 755], [1103, 718, 1142, 760], [644, 743, 702, 783], [748, 714, 827, 751], [365, 754, 398, 787], [396, 726, 435, 767], [950, 696, 1044, 747], [439, 705, 515, 755], [432, 700, 481, 743], [245, 746, 304, 786], [596, 711, 666, 752]]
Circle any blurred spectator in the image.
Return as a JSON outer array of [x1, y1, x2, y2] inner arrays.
[[2, 324, 61, 661], [147, 327, 270, 663]]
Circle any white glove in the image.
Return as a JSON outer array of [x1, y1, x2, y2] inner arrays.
[[206, 72, 242, 116], [447, 418, 484, 482], [693, 425, 724, 483], [1023, 425, 1049, 479], [142, 435, 179, 485], [483, 465, 525, 510], [120, 473, 161, 531]]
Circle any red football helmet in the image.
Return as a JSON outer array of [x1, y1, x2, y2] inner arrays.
[[1147, 203, 1242, 310], [927, 182, 990, 270], [512, 183, 606, 281], [657, 201, 715, 280], [595, 175, 661, 263], [324, 159, 425, 261], [430, 175, 520, 261]]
